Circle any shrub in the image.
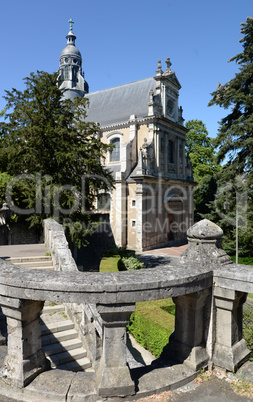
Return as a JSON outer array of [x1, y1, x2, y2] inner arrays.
[[127, 299, 175, 358], [127, 311, 170, 358], [243, 301, 253, 359], [118, 256, 144, 271]]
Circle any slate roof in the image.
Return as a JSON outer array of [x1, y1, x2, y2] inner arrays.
[[85, 77, 156, 127]]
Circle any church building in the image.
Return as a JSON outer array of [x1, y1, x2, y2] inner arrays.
[[59, 20, 194, 251]]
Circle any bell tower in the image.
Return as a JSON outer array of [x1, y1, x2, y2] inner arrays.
[[59, 19, 89, 99]]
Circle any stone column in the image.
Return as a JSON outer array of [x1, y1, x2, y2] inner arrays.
[[213, 286, 250, 371], [96, 303, 136, 398], [0, 297, 50, 388], [167, 288, 211, 371]]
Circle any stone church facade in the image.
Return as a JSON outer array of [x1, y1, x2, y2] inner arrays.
[[59, 21, 194, 251]]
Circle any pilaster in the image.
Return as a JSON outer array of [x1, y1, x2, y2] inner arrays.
[[115, 180, 127, 247]]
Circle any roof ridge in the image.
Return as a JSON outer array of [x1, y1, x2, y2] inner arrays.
[[87, 76, 154, 96]]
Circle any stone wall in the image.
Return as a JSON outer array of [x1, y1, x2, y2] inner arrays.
[[0, 222, 41, 245]]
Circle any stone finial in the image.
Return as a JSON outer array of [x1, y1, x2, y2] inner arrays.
[[156, 60, 163, 76], [179, 219, 232, 266], [165, 57, 172, 73]]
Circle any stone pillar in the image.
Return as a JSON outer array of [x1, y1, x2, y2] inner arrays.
[[167, 289, 211, 371], [213, 286, 250, 371], [96, 303, 136, 398], [0, 297, 50, 388]]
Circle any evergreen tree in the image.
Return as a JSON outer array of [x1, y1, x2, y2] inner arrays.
[[208, 17, 253, 256], [0, 71, 114, 246], [208, 16, 253, 178], [185, 119, 219, 221]]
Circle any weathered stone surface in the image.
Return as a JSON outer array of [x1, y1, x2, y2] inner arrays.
[[213, 286, 250, 371], [0, 299, 50, 388], [67, 372, 97, 401], [96, 303, 136, 397], [0, 259, 213, 305], [214, 265, 253, 294], [0, 218, 253, 399], [236, 361, 253, 384], [26, 369, 76, 401], [166, 289, 211, 371], [132, 362, 196, 398], [187, 219, 223, 240], [180, 219, 232, 266]]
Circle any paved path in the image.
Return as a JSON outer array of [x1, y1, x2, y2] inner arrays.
[[0, 244, 47, 259], [137, 244, 188, 268], [141, 244, 188, 258]]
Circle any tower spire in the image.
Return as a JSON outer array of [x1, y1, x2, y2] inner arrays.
[[59, 20, 89, 97]]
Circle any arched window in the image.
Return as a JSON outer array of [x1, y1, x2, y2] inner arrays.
[[110, 138, 120, 162]]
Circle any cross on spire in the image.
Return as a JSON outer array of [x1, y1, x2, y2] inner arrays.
[[68, 18, 74, 32]]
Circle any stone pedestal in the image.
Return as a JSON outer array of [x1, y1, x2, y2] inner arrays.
[[213, 286, 250, 371], [0, 297, 50, 387], [167, 289, 211, 371], [96, 303, 136, 397]]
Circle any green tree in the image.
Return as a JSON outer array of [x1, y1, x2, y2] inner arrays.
[[185, 119, 216, 180], [185, 119, 219, 221], [0, 71, 114, 246], [208, 16, 253, 179], [208, 17, 253, 256]]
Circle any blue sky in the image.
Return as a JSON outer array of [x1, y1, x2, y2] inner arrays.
[[0, 0, 252, 138]]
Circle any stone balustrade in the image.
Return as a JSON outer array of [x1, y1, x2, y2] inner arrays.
[[0, 218, 252, 399]]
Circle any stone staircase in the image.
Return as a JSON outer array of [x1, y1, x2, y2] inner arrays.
[[6, 254, 93, 372], [41, 303, 92, 371], [5, 255, 54, 270]]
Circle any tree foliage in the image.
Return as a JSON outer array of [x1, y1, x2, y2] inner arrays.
[[208, 16, 253, 179], [185, 119, 216, 180], [0, 71, 114, 246], [185, 119, 219, 221], [207, 17, 253, 256]]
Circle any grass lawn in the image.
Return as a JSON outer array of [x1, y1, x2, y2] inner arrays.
[[99, 254, 253, 359], [230, 256, 253, 265], [99, 254, 175, 357], [99, 255, 120, 272]]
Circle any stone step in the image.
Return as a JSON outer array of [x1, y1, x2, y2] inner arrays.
[[47, 347, 88, 368], [6, 255, 54, 270], [41, 328, 78, 346], [11, 261, 53, 268], [41, 320, 74, 336], [41, 304, 65, 315], [6, 256, 52, 263], [41, 302, 92, 372], [43, 338, 83, 356], [56, 357, 92, 372]]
